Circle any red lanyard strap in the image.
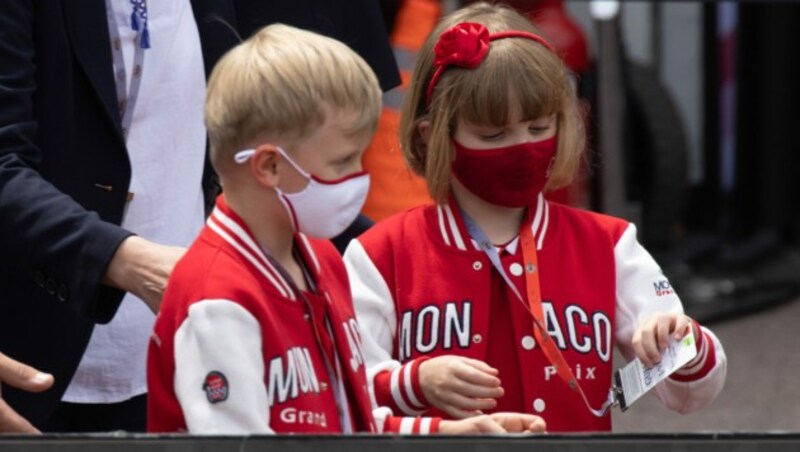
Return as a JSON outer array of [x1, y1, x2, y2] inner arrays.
[[461, 208, 618, 417]]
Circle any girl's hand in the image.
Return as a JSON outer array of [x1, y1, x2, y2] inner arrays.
[[419, 355, 504, 419], [632, 312, 697, 367]]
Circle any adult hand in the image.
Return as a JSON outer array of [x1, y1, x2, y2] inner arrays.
[[419, 355, 504, 419], [104, 236, 186, 314], [489, 412, 546, 433], [632, 312, 697, 367], [0, 353, 54, 433]]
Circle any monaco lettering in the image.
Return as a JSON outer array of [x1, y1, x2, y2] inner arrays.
[[543, 302, 612, 362], [267, 347, 320, 407], [398, 301, 611, 363], [343, 318, 365, 372], [399, 301, 472, 360]]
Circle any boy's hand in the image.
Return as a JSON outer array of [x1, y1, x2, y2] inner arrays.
[[104, 236, 186, 314], [438, 414, 505, 434], [489, 412, 547, 433], [632, 312, 697, 367], [438, 413, 546, 434], [419, 355, 504, 419]]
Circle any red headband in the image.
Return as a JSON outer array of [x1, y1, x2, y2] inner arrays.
[[425, 22, 555, 105]]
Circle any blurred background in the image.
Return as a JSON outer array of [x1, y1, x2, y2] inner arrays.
[[366, 0, 800, 432]]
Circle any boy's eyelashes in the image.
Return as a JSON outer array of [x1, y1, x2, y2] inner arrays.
[[330, 151, 361, 168]]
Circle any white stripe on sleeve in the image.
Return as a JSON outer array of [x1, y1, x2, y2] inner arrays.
[[389, 366, 424, 416], [174, 299, 272, 434], [399, 417, 415, 434], [419, 417, 433, 434]]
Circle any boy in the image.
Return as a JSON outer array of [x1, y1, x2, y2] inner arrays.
[[146, 24, 545, 435]]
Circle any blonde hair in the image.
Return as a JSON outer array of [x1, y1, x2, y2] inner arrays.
[[400, 2, 585, 203], [206, 24, 382, 169]]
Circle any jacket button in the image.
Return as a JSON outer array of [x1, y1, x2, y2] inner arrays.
[[533, 398, 546, 413], [33, 271, 45, 287], [521, 335, 536, 350], [320, 381, 329, 391], [509, 263, 523, 277], [57, 284, 69, 302], [526, 263, 536, 273], [472, 334, 482, 344], [472, 261, 482, 271], [45, 278, 57, 295]]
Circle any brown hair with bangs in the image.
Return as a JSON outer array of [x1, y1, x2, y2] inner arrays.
[[400, 2, 585, 203]]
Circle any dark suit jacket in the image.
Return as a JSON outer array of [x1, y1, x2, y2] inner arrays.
[[234, 0, 400, 92], [0, 0, 397, 429], [0, 0, 237, 427]]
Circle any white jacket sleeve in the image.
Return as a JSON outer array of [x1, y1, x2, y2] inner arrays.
[[174, 299, 273, 433], [344, 240, 428, 415], [614, 224, 727, 414]]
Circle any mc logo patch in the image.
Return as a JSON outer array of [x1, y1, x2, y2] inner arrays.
[[203, 371, 229, 404]]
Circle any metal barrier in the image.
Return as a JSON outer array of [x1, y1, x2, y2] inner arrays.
[[0, 433, 798, 452]]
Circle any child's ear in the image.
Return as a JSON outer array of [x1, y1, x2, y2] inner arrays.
[[417, 120, 432, 146], [250, 144, 281, 188]]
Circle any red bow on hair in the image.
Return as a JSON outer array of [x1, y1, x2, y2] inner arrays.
[[426, 22, 555, 105], [433, 22, 491, 70]]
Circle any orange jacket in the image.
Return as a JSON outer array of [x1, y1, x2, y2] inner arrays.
[[361, 0, 440, 221]]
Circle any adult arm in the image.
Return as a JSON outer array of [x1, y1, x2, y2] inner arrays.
[[0, 1, 182, 320]]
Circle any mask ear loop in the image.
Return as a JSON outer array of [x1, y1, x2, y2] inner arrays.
[[232, 147, 307, 232], [234, 147, 313, 179], [274, 147, 313, 180], [275, 190, 300, 232], [233, 149, 256, 163]]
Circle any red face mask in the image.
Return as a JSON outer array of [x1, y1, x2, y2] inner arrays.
[[451, 135, 557, 207]]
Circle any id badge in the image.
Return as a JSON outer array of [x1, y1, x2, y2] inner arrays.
[[614, 330, 699, 411]]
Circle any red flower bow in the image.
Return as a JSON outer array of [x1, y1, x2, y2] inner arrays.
[[426, 23, 491, 104], [425, 22, 555, 106], [433, 22, 491, 70]]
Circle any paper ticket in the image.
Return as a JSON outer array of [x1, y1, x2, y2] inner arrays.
[[614, 329, 698, 411]]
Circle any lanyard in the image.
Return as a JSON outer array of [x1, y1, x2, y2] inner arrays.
[[267, 250, 337, 371], [105, 0, 149, 140], [265, 250, 357, 432], [460, 207, 619, 417]]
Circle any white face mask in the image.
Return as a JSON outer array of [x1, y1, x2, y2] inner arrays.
[[234, 147, 370, 239]]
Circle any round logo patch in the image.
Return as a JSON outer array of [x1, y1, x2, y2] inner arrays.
[[203, 371, 229, 404]]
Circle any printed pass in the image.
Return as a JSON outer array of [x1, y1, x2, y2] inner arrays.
[[614, 330, 698, 411]]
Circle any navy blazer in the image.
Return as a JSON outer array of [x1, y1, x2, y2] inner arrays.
[[0, 0, 398, 429], [0, 0, 234, 427]]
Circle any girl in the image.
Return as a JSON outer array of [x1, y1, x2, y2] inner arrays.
[[343, 2, 726, 432]]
